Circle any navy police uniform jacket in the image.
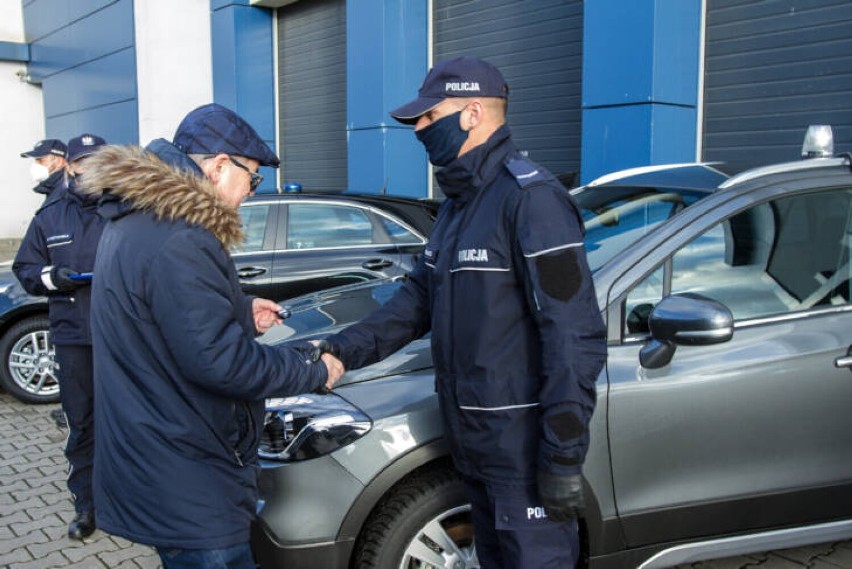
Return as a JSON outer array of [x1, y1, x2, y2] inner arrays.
[[330, 125, 607, 484], [13, 179, 104, 345], [80, 141, 328, 549]]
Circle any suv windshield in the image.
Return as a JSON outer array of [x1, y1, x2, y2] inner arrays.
[[572, 185, 709, 271]]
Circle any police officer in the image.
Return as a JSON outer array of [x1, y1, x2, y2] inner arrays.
[[323, 57, 607, 567], [20, 138, 68, 205], [13, 133, 108, 540]]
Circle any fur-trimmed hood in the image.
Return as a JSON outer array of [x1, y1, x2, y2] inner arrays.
[[79, 143, 244, 249]]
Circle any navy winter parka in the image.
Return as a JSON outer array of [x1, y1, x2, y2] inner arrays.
[[329, 126, 607, 484], [13, 178, 105, 345], [80, 141, 328, 549]]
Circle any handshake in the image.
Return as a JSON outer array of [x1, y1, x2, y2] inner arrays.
[[251, 298, 345, 392], [306, 339, 345, 392]]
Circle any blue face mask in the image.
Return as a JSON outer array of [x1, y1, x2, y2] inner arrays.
[[415, 111, 468, 167]]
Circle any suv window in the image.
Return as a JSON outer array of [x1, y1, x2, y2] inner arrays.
[[574, 186, 706, 272], [235, 204, 272, 253], [625, 188, 852, 334], [287, 204, 374, 249]]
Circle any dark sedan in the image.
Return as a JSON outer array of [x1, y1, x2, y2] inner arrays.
[[234, 193, 438, 301], [0, 193, 438, 403]]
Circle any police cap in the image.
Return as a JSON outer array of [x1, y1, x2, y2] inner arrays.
[[21, 139, 67, 159], [390, 56, 509, 125], [67, 134, 108, 162]]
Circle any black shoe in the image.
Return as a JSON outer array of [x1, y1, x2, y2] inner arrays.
[[50, 409, 67, 428], [68, 511, 95, 540]]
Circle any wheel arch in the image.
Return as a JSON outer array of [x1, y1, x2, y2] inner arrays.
[[334, 436, 612, 568], [337, 437, 451, 548]]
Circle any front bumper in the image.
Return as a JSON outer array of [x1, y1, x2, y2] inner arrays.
[[250, 521, 354, 569]]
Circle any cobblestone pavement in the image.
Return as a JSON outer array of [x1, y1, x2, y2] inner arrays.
[[2, 390, 851, 569], [0, 392, 160, 569]]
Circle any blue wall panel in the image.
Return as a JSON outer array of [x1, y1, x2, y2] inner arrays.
[[26, 0, 133, 81], [46, 99, 138, 146], [23, 0, 138, 144], [22, 0, 118, 43], [212, 2, 277, 192], [346, 0, 429, 197], [581, 0, 701, 182], [581, 104, 697, 181], [42, 48, 136, 117]]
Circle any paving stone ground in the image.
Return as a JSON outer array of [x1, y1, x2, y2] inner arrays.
[[0, 391, 160, 569], [2, 390, 851, 569]]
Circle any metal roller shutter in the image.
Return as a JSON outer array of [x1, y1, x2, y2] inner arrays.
[[703, 0, 852, 163], [433, 0, 584, 183], [277, 0, 347, 192]]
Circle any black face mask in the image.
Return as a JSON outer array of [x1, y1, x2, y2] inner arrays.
[[415, 111, 469, 167]]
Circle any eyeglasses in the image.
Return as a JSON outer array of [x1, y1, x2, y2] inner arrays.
[[229, 157, 263, 191]]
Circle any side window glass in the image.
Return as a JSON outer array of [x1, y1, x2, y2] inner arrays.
[[234, 204, 271, 253], [287, 204, 373, 249], [379, 216, 422, 245], [672, 191, 852, 319], [623, 188, 852, 334]]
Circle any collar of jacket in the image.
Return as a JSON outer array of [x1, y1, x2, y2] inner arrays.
[[78, 140, 244, 249], [33, 168, 64, 195], [435, 124, 515, 205]]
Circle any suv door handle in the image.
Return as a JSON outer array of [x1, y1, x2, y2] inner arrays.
[[237, 267, 267, 278], [362, 258, 393, 271], [835, 355, 852, 368]]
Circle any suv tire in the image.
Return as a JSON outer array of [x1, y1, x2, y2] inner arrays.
[[0, 316, 59, 404], [354, 465, 477, 568]]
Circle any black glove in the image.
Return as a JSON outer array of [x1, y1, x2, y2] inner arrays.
[[308, 339, 340, 363], [51, 267, 84, 292], [538, 471, 585, 522]]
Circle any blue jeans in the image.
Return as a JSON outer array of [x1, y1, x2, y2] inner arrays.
[[156, 543, 256, 569]]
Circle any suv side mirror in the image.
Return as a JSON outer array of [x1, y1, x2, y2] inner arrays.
[[639, 293, 734, 369]]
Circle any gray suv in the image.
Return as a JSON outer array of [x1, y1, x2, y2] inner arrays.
[[251, 152, 852, 568]]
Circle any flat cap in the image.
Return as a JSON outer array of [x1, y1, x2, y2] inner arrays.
[[172, 103, 280, 168]]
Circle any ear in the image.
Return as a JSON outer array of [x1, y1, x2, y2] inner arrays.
[[202, 153, 229, 183], [463, 100, 485, 131]]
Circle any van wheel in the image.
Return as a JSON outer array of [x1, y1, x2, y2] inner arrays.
[[0, 316, 59, 404], [354, 466, 477, 568]]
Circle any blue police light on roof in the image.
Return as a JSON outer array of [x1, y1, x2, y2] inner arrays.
[[283, 183, 302, 193]]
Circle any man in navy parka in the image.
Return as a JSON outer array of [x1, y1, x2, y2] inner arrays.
[[324, 58, 607, 567], [80, 104, 344, 568]]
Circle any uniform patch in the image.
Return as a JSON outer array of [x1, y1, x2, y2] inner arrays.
[[546, 411, 584, 442], [537, 249, 582, 301]]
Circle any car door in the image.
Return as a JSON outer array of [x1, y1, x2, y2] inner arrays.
[[266, 201, 404, 302], [605, 185, 852, 547], [233, 201, 279, 299]]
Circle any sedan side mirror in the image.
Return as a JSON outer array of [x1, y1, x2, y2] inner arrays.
[[639, 293, 734, 369]]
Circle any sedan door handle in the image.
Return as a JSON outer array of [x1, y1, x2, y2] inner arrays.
[[362, 258, 393, 271], [835, 355, 852, 369], [237, 267, 267, 278]]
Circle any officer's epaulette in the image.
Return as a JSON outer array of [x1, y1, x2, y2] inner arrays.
[[505, 157, 549, 189]]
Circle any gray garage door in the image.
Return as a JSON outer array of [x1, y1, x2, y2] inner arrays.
[[702, 0, 852, 164], [277, 0, 347, 192], [433, 0, 583, 184]]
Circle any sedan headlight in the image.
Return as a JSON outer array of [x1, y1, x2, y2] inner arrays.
[[259, 392, 372, 461]]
